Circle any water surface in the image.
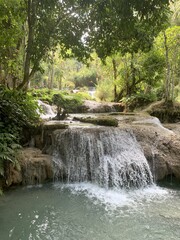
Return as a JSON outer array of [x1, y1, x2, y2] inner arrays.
[[0, 183, 180, 240]]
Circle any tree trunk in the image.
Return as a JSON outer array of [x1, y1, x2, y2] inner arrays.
[[49, 52, 55, 89], [49, 64, 54, 89], [12, 76, 17, 90], [130, 52, 136, 94], [17, 0, 36, 91], [58, 76, 62, 90], [163, 31, 171, 102], [112, 58, 118, 101], [0, 65, 4, 84]]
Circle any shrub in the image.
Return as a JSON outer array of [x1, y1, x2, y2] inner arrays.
[[0, 127, 21, 177], [95, 79, 114, 101], [0, 86, 40, 129], [28, 88, 56, 104], [121, 92, 157, 111], [52, 93, 83, 114], [76, 91, 93, 100], [0, 86, 40, 179]]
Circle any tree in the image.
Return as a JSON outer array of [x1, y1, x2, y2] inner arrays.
[[74, 0, 170, 102], [0, 0, 89, 90], [94, 49, 165, 103], [170, 0, 180, 26], [0, 0, 25, 87], [0, 0, 172, 91], [79, 0, 170, 58], [17, 0, 89, 90], [155, 26, 180, 102]]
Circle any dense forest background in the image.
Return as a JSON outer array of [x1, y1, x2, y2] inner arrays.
[[0, 0, 180, 191], [0, 0, 179, 102]]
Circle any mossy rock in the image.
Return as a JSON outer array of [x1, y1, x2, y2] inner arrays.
[[73, 116, 118, 127], [43, 122, 68, 131], [109, 112, 136, 116], [145, 101, 180, 123]]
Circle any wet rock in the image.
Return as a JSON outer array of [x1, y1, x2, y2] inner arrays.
[[42, 122, 68, 154], [73, 116, 118, 127], [5, 148, 53, 186], [132, 124, 180, 181], [5, 164, 22, 187], [20, 148, 53, 185], [145, 100, 180, 123], [4, 114, 180, 188]]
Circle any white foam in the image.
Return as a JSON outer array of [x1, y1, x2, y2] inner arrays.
[[133, 117, 173, 133], [54, 182, 168, 211], [53, 128, 153, 189], [37, 100, 56, 119]]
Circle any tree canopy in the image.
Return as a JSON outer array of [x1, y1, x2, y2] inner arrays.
[[79, 0, 170, 58], [0, 0, 171, 89]]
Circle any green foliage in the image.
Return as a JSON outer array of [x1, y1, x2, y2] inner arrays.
[[0, 127, 21, 177], [52, 93, 83, 113], [0, 86, 40, 130], [74, 116, 118, 127], [81, 0, 170, 59], [0, 0, 25, 83], [75, 91, 93, 100], [0, 0, 171, 89], [155, 26, 180, 101], [170, 0, 180, 26], [31, 55, 98, 91], [0, 86, 40, 178], [29, 87, 93, 105], [95, 79, 114, 102], [94, 49, 165, 103], [73, 72, 97, 88], [121, 92, 157, 111], [142, 51, 165, 86], [29, 88, 59, 104]]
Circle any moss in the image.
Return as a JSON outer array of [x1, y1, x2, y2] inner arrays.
[[109, 112, 136, 116], [73, 116, 118, 127], [43, 122, 68, 131], [145, 101, 180, 123]]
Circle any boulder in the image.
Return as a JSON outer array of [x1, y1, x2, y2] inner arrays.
[[132, 124, 180, 181]]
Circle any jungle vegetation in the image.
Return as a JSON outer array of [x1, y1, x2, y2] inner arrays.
[[0, 0, 180, 190]]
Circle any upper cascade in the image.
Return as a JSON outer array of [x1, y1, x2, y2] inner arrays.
[[37, 100, 56, 119], [52, 127, 153, 189]]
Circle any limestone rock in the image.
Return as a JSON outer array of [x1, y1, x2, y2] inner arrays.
[[5, 114, 180, 188], [5, 164, 22, 187], [5, 148, 53, 186], [132, 124, 180, 181], [19, 148, 53, 185], [73, 116, 119, 127]]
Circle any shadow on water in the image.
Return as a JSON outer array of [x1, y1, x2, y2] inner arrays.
[[157, 175, 180, 190]]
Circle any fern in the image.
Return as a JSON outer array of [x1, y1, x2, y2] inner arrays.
[[0, 131, 21, 177]]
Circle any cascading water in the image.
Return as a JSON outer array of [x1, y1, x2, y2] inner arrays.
[[1, 118, 180, 240], [53, 127, 153, 189], [37, 100, 56, 119]]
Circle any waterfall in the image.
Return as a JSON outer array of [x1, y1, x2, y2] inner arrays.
[[37, 100, 56, 119], [52, 127, 153, 189]]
